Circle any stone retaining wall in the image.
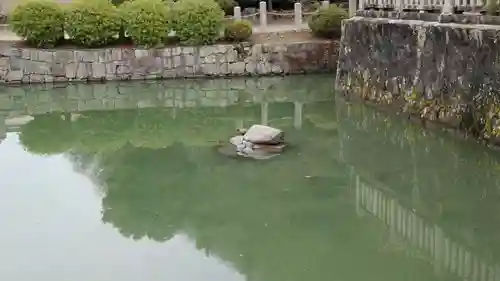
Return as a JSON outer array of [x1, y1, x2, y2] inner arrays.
[[0, 40, 337, 84], [335, 17, 500, 145]]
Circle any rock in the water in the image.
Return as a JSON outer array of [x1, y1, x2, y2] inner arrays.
[[228, 134, 286, 160], [242, 124, 284, 144], [230, 135, 245, 146]]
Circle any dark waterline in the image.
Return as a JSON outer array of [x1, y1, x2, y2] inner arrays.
[[1, 75, 500, 281]]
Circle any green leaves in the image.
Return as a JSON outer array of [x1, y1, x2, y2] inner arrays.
[[171, 0, 225, 45], [308, 4, 348, 39], [215, 0, 237, 15], [64, 0, 122, 47], [10, 0, 65, 48], [224, 20, 252, 42], [120, 0, 172, 48], [11, 0, 227, 48]]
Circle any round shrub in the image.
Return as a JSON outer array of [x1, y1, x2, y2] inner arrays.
[[120, 0, 171, 47], [111, 0, 129, 5], [10, 0, 65, 48], [172, 0, 225, 45], [308, 4, 348, 38], [224, 20, 252, 42], [215, 0, 236, 15], [65, 0, 122, 48]]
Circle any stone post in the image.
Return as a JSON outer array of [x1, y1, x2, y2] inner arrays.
[[293, 101, 303, 129], [234, 6, 241, 20], [259, 1, 267, 28], [349, 0, 357, 16], [395, 0, 402, 12], [294, 2, 302, 26], [442, 0, 453, 14], [419, 0, 425, 13], [321, 0, 330, 9], [376, 0, 383, 12]]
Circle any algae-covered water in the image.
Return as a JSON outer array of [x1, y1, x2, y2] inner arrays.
[[1, 75, 499, 281]]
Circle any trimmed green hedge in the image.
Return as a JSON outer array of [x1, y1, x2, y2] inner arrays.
[[10, 0, 65, 48], [120, 0, 172, 48], [224, 20, 252, 42], [172, 0, 225, 45], [64, 0, 122, 48], [10, 0, 244, 48], [11, 0, 229, 48], [308, 4, 348, 38]]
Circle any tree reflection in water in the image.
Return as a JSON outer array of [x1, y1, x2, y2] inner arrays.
[[18, 97, 500, 281]]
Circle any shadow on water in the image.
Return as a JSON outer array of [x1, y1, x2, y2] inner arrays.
[[2, 75, 500, 281]]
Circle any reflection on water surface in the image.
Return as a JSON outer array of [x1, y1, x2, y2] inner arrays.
[[1, 75, 500, 281]]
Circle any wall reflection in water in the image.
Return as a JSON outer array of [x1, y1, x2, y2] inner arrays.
[[339, 96, 500, 281]]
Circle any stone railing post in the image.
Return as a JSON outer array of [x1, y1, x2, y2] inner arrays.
[[419, 0, 425, 12], [321, 0, 330, 8], [349, 0, 357, 16], [486, 0, 496, 13], [259, 1, 267, 28], [442, 0, 453, 14], [294, 2, 302, 26], [395, 0, 402, 12], [359, 0, 365, 11], [234, 6, 241, 20]]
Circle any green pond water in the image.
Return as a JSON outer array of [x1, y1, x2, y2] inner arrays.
[[1, 75, 500, 281]]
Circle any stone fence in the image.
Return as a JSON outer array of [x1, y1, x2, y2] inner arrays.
[[0, 40, 337, 84], [357, 0, 485, 13], [230, 1, 331, 28]]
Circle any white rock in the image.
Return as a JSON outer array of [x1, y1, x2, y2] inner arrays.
[[243, 124, 284, 144]]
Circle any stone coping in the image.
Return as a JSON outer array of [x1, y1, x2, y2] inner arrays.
[[356, 10, 500, 25], [348, 15, 500, 30], [0, 40, 338, 84]]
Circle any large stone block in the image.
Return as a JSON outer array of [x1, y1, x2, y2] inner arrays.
[[5, 70, 23, 82], [37, 51, 55, 63], [91, 62, 106, 80], [74, 50, 97, 62], [51, 63, 65, 76], [75, 62, 91, 80], [335, 16, 500, 144], [54, 50, 74, 64], [24, 61, 50, 74], [65, 63, 78, 79]]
